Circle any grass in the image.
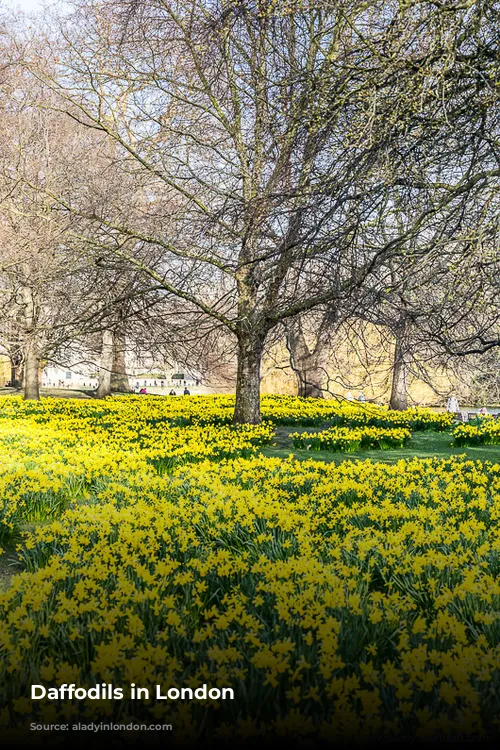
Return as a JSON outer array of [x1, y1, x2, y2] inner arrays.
[[261, 428, 500, 464], [0, 387, 93, 399], [0, 544, 24, 590]]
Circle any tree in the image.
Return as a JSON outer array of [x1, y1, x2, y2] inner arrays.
[[284, 311, 336, 398], [369, 238, 500, 409], [0, 25, 171, 399], [23, 0, 500, 420]]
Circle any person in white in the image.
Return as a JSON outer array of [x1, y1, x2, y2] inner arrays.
[[446, 395, 459, 413]]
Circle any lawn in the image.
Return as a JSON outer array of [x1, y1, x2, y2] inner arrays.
[[262, 426, 500, 464]]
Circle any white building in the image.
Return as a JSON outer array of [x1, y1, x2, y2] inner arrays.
[[131, 370, 201, 391], [41, 365, 98, 390], [40, 349, 204, 393]]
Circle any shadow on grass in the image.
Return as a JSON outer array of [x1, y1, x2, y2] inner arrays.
[[0, 542, 24, 590]]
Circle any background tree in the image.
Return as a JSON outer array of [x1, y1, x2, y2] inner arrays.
[[283, 310, 337, 399], [0, 58, 98, 399]]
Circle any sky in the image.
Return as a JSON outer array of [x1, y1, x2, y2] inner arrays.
[[5, 0, 72, 20], [5, 0, 58, 13], [8, 0, 40, 8], [5, 0, 43, 12]]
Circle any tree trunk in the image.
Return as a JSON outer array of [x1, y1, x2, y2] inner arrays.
[[110, 331, 130, 393], [389, 333, 408, 410], [233, 334, 264, 424], [19, 285, 39, 398], [11, 361, 22, 389], [96, 329, 114, 398], [23, 345, 40, 400], [285, 318, 328, 398], [294, 354, 327, 398]]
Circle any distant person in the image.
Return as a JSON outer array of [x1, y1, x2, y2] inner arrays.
[[139, 387, 147, 395], [479, 406, 488, 416], [183, 387, 191, 395], [358, 392, 366, 402], [169, 389, 176, 396], [446, 395, 460, 413]]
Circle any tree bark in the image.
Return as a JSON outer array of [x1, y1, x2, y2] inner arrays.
[[11, 360, 22, 389], [299, 362, 326, 398], [233, 334, 264, 424], [19, 285, 39, 399], [285, 318, 328, 398], [110, 331, 130, 393], [23, 344, 40, 400], [96, 329, 114, 398], [389, 332, 408, 410]]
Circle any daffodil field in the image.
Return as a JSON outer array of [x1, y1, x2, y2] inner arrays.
[[454, 417, 500, 447], [290, 425, 412, 451], [1, 395, 500, 741]]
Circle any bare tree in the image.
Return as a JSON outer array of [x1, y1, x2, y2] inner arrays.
[[284, 310, 337, 398], [0, 27, 174, 399], [15, 0, 500, 418]]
